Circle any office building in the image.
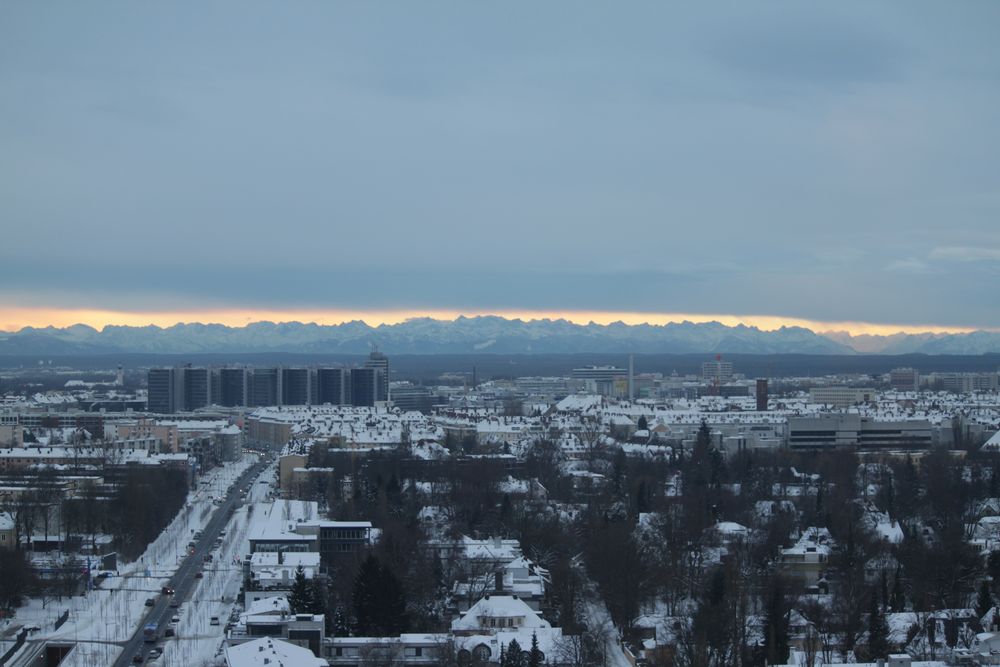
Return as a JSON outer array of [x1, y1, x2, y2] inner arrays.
[[249, 368, 279, 407], [350, 367, 381, 407], [147, 365, 210, 413], [218, 368, 248, 407], [702, 360, 734, 383], [363, 348, 390, 402], [183, 366, 211, 411], [756, 378, 768, 411], [316, 368, 349, 405], [281, 368, 311, 406], [788, 414, 933, 450], [889, 367, 920, 392], [147, 368, 179, 414]]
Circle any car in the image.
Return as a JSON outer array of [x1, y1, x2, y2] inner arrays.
[[148, 647, 163, 659], [161, 586, 174, 595], [169, 600, 179, 608], [132, 653, 144, 664], [171, 615, 180, 624], [144, 598, 155, 607], [163, 627, 175, 638], [210, 616, 220, 626], [194, 571, 203, 579]]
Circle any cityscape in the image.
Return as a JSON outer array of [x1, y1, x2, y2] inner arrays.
[[2, 3, 1000, 667]]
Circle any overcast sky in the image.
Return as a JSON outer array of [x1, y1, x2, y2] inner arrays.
[[2, 2, 999, 330]]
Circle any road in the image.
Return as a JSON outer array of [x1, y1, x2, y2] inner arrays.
[[111, 456, 268, 667]]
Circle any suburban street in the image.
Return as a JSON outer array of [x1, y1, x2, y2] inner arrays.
[[110, 455, 268, 667]]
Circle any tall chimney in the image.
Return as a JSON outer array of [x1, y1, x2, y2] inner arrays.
[[628, 355, 634, 401]]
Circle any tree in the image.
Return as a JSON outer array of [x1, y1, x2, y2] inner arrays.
[[0, 549, 36, 613], [288, 564, 313, 614], [977, 580, 995, 620], [762, 576, 791, 666], [637, 415, 649, 431], [505, 638, 524, 667], [352, 554, 408, 635], [867, 589, 890, 661], [528, 632, 542, 667]]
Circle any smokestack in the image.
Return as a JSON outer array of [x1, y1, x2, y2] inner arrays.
[[628, 355, 634, 401]]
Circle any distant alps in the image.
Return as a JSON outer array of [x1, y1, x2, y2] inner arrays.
[[1, 317, 999, 355]]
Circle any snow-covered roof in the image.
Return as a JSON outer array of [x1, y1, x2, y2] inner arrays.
[[224, 637, 326, 667]]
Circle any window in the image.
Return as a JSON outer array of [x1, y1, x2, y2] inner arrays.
[[473, 645, 491, 661]]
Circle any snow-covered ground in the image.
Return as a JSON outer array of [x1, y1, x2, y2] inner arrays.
[[159, 462, 275, 667], [577, 575, 632, 667], [7, 454, 259, 667]]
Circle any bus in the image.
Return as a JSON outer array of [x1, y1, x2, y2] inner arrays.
[[143, 623, 158, 643]]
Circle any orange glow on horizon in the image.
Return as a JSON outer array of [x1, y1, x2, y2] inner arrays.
[[0, 306, 985, 337]]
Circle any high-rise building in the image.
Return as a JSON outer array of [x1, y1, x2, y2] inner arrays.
[[147, 368, 179, 413], [249, 368, 279, 407], [182, 366, 210, 411], [350, 367, 381, 407], [756, 378, 769, 411], [219, 368, 248, 407], [147, 365, 210, 412], [889, 367, 920, 392], [317, 368, 349, 405], [281, 368, 311, 406], [363, 348, 390, 402], [702, 360, 734, 383]]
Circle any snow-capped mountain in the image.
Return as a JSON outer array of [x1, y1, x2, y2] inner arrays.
[[0, 317, 997, 355]]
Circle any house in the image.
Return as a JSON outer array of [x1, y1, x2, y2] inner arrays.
[[225, 637, 327, 667], [227, 596, 326, 657]]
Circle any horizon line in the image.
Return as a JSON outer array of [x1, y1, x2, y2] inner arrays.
[[0, 307, 989, 337]]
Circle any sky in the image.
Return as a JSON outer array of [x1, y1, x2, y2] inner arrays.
[[2, 2, 999, 334]]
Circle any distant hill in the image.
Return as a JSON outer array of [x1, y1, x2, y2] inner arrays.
[[0, 317, 997, 355]]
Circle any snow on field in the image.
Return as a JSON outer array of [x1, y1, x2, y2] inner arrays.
[[9, 455, 258, 666]]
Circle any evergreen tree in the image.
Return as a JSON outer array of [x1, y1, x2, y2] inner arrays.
[[977, 580, 995, 620], [762, 576, 790, 665], [637, 415, 648, 431], [867, 589, 889, 660], [352, 554, 409, 635], [308, 577, 327, 616], [506, 638, 524, 667], [528, 632, 542, 667], [333, 606, 351, 637], [288, 564, 312, 614]]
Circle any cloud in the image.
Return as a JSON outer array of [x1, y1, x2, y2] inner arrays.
[[929, 246, 1000, 262], [885, 258, 931, 273]]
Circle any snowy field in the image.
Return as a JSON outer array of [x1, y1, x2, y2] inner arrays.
[[6, 454, 261, 667]]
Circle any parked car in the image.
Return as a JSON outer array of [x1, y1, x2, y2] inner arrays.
[[194, 571, 203, 579], [144, 598, 155, 607], [132, 653, 144, 664], [210, 616, 220, 626], [163, 627, 175, 638]]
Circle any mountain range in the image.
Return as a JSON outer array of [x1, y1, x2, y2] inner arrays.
[[1, 317, 999, 355]]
